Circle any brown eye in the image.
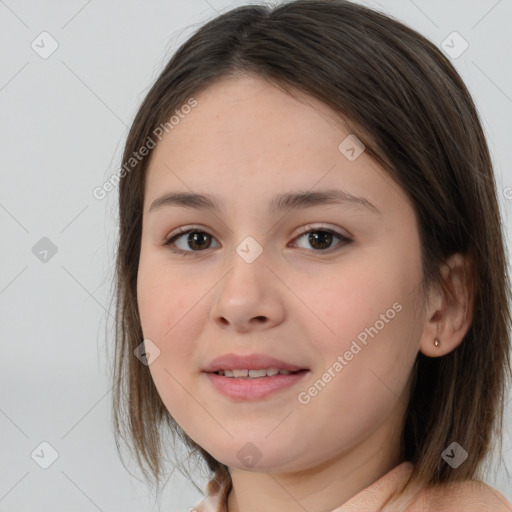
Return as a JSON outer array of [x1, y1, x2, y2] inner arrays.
[[184, 231, 213, 251], [306, 231, 333, 250], [292, 227, 351, 252], [164, 229, 220, 255]]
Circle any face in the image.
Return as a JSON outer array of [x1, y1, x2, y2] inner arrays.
[[137, 74, 426, 473]]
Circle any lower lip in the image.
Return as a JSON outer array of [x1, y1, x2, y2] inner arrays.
[[204, 370, 309, 400]]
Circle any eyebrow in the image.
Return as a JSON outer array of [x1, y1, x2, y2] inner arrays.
[[148, 189, 379, 216]]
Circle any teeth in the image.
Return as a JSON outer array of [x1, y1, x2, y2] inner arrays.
[[249, 369, 268, 378], [217, 368, 295, 378]]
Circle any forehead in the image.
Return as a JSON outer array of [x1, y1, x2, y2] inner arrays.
[[143, 74, 411, 218], [160, 74, 349, 150]]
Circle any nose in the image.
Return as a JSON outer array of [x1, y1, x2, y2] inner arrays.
[[209, 250, 286, 333]]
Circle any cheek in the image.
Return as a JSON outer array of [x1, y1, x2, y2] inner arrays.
[[137, 252, 212, 425], [137, 250, 198, 341], [298, 247, 422, 431], [302, 254, 410, 354]]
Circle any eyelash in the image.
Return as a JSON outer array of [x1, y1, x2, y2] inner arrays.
[[162, 224, 352, 256]]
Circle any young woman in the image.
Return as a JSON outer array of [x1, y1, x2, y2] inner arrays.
[[110, 1, 512, 510]]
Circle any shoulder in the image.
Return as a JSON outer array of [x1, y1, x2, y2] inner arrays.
[[403, 478, 512, 511]]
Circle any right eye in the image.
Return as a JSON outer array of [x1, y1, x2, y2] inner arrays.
[[163, 227, 220, 256]]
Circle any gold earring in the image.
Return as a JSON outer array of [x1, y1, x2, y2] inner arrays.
[[434, 338, 440, 347]]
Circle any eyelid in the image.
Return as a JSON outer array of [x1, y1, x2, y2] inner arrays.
[[164, 224, 213, 242], [294, 222, 351, 239], [165, 223, 350, 241]]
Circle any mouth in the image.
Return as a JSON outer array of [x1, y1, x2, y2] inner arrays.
[[202, 353, 309, 399]]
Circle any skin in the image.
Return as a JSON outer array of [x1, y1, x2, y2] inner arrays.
[[137, 74, 472, 512]]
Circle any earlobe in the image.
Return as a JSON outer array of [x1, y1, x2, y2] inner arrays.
[[420, 335, 446, 357], [418, 253, 473, 358]]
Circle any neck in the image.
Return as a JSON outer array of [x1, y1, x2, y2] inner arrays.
[[226, 412, 405, 512]]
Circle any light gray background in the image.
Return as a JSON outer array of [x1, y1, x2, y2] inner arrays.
[[1, 0, 511, 510]]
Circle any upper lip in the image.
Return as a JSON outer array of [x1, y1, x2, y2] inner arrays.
[[203, 353, 307, 372]]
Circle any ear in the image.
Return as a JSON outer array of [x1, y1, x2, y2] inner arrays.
[[419, 253, 473, 357]]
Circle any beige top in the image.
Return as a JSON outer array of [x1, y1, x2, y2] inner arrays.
[[190, 462, 512, 511]]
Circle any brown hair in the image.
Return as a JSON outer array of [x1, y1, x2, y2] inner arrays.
[[108, 0, 512, 501]]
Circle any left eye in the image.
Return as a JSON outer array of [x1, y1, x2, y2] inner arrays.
[[292, 227, 351, 251], [163, 226, 351, 256]]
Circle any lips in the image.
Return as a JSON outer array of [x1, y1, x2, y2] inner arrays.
[[202, 353, 307, 373]]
